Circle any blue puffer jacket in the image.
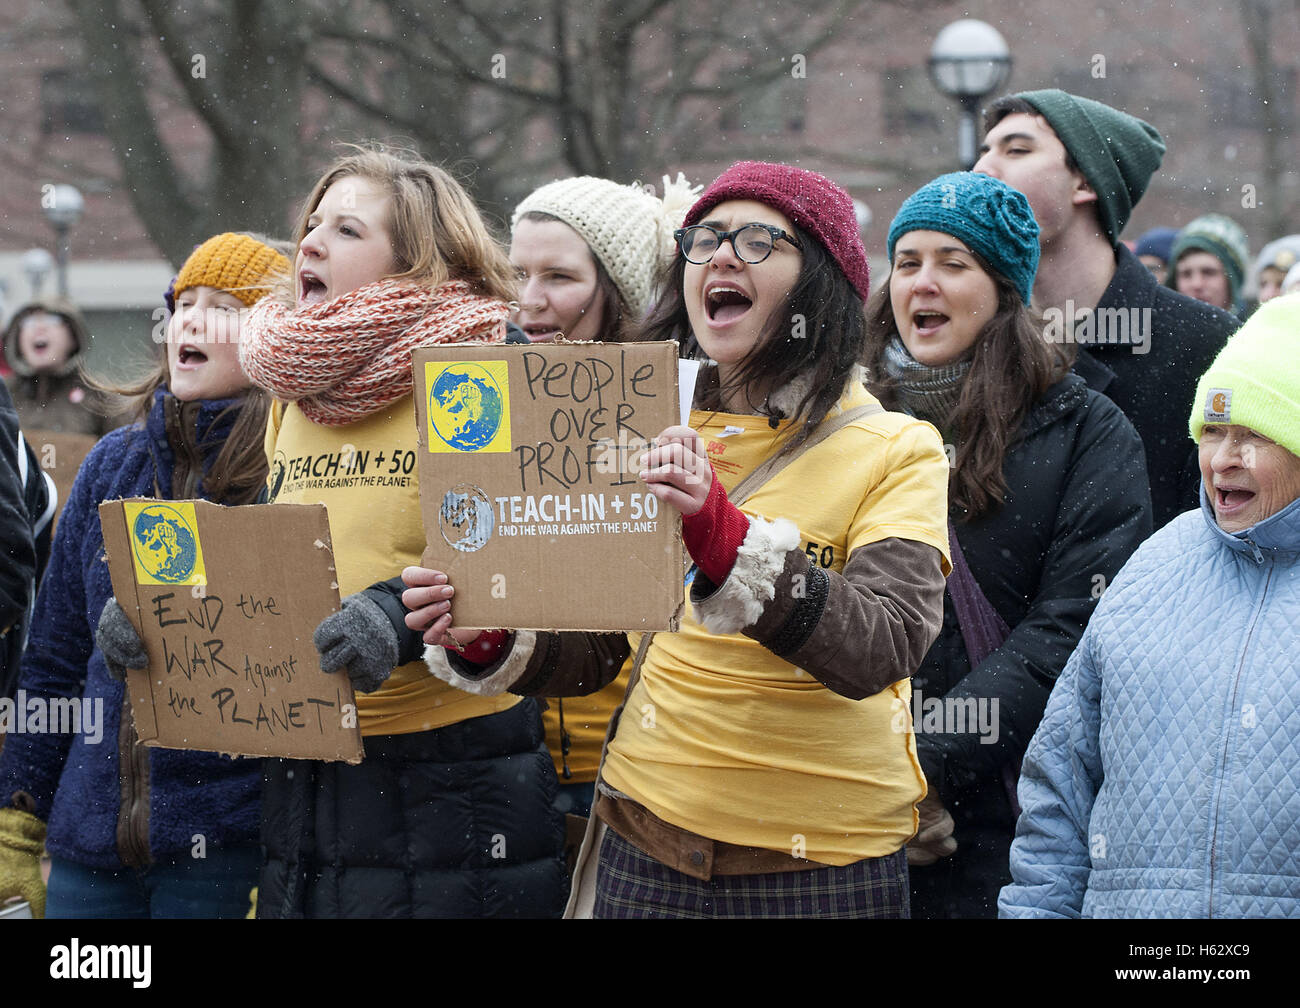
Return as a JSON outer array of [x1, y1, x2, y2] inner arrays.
[[999, 487, 1300, 918], [0, 387, 263, 869]]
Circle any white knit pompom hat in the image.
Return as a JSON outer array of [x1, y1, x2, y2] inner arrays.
[[512, 173, 699, 319]]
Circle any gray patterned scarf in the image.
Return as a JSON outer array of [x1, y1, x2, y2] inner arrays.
[[880, 335, 971, 428]]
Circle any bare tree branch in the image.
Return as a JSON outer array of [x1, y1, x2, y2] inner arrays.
[[64, 0, 197, 262], [137, 0, 238, 146]]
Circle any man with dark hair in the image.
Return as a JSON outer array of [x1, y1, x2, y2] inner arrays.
[[975, 90, 1238, 530]]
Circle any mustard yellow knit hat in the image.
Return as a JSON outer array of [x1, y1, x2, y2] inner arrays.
[[174, 232, 290, 307]]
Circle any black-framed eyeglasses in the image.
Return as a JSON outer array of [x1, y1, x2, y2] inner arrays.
[[674, 223, 802, 265]]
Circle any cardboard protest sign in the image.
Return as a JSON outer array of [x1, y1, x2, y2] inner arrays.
[[99, 498, 362, 763], [413, 341, 685, 632], [27, 429, 97, 527]]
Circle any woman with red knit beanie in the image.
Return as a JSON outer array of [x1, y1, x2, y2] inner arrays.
[[237, 144, 567, 919], [404, 161, 952, 918]]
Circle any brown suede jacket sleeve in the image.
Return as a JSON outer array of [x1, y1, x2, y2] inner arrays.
[[433, 537, 942, 703], [691, 536, 947, 701], [441, 629, 631, 698]]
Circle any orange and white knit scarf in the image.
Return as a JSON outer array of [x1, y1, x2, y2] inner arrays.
[[239, 278, 509, 426]]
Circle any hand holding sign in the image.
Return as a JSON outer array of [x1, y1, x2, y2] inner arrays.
[[412, 341, 686, 633], [642, 426, 753, 587], [314, 594, 401, 694], [95, 598, 149, 680], [99, 498, 362, 763], [638, 426, 713, 517], [400, 566, 483, 649]]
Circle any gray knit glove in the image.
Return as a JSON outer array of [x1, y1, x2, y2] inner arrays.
[[95, 598, 149, 681], [313, 593, 399, 694]]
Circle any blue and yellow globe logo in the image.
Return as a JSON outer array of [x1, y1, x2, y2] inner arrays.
[[425, 361, 512, 453], [126, 502, 206, 586]]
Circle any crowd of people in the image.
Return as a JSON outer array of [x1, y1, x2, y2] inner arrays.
[[0, 85, 1297, 919]]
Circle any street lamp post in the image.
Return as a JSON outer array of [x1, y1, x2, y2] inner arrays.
[[928, 20, 1012, 170], [42, 184, 84, 297], [22, 248, 54, 298]]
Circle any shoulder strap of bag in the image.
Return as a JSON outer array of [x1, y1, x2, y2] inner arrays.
[[944, 524, 1023, 818], [727, 402, 882, 507]]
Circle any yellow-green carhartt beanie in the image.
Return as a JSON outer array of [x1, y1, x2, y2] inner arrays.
[[1190, 293, 1300, 458], [1015, 89, 1165, 247]]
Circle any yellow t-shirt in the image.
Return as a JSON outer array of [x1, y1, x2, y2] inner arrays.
[[265, 396, 519, 736], [601, 385, 950, 865], [544, 660, 632, 784]]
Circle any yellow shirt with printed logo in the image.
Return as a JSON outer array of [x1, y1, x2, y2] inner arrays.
[[265, 396, 519, 736], [601, 386, 950, 865]]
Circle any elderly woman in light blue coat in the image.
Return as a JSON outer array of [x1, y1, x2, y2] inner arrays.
[[1000, 294, 1300, 918]]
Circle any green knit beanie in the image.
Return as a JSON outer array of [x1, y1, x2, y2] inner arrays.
[[1169, 213, 1250, 308], [1189, 293, 1300, 458], [1015, 89, 1165, 246]]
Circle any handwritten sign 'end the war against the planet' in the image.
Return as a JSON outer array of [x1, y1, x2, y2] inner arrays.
[[99, 498, 363, 763], [413, 341, 686, 633]]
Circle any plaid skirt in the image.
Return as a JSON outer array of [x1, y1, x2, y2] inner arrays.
[[593, 827, 910, 919]]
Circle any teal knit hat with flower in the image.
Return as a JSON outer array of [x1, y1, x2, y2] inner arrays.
[[887, 171, 1040, 305], [1190, 293, 1300, 458]]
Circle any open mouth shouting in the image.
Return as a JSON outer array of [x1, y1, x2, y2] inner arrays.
[[519, 322, 562, 343], [26, 341, 59, 368], [1214, 482, 1256, 519], [911, 311, 951, 337], [705, 283, 754, 325], [299, 268, 328, 307], [175, 344, 209, 368]]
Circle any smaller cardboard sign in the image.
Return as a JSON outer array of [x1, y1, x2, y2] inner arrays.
[[26, 429, 97, 528], [99, 498, 362, 763], [413, 341, 685, 632]]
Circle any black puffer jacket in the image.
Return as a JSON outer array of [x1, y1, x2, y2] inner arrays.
[[1071, 244, 1237, 531], [909, 373, 1152, 919], [257, 698, 567, 919]]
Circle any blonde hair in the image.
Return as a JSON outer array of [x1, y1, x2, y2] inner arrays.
[[286, 143, 516, 304]]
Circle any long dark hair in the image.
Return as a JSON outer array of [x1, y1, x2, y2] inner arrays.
[[863, 262, 1063, 522], [638, 222, 865, 457]]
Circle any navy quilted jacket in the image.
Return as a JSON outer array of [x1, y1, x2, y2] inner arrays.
[[1000, 488, 1300, 917], [0, 388, 262, 869]]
